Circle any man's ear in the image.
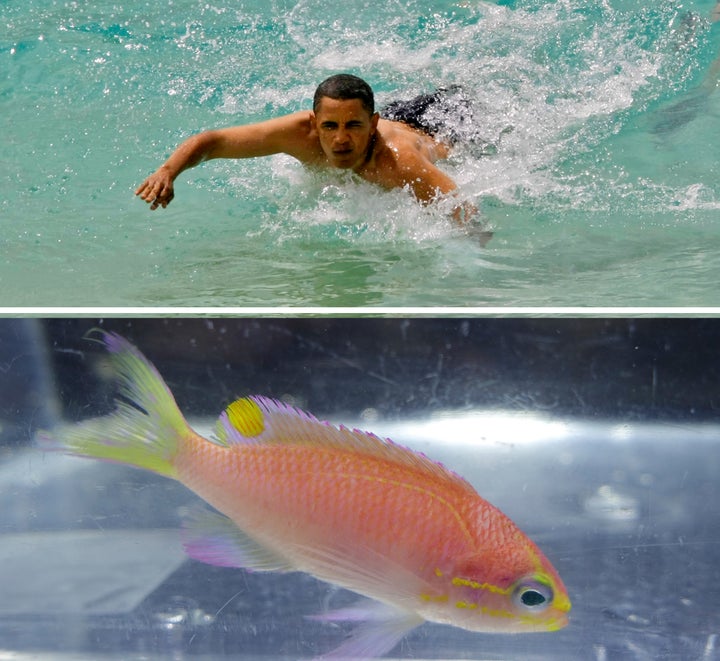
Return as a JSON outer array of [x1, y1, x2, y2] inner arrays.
[[371, 112, 380, 131]]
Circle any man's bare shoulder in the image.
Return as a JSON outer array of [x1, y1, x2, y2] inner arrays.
[[276, 111, 324, 162], [377, 119, 450, 163], [261, 110, 314, 134], [368, 120, 457, 202]]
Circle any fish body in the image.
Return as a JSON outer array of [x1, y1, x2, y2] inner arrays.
[[38, 333, 570, 658]]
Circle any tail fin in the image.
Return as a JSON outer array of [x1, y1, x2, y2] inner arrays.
[[36, 331, 191, 478]]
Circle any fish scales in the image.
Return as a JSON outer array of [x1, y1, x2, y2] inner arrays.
[[176, 436, 477, 573]]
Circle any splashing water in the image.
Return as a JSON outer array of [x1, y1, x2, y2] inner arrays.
[[2, 0, 719, 305]]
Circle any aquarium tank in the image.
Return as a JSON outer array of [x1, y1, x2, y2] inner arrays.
[[0, 317, 718, 659]]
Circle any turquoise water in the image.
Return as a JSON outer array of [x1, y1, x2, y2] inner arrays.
[[3, 0, 720, 307]]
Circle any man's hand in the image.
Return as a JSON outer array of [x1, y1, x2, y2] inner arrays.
[[450, 199, 493, 246], [135, 168, 175, 210]]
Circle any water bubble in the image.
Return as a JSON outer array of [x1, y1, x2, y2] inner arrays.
[[584, 484, 640, 522], [153, 596, 215, 631]]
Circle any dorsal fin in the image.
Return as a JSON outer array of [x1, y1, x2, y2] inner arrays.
[[215, 397, 268, 444], [215, 396, 475, 492]]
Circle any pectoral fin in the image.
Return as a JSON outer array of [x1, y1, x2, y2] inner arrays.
[[181, 507, 295, 572]]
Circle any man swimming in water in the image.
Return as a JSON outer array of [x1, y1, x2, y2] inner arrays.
[[136, 74, 485, 234]]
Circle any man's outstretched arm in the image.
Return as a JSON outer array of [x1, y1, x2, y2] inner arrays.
[[135, 113, 311, 210]]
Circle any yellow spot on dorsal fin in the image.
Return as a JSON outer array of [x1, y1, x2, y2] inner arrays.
[[226, 397, 265, 438], [435, 568, 444, 577]]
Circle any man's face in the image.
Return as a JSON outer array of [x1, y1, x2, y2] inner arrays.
[[312, 97, 379, 171]]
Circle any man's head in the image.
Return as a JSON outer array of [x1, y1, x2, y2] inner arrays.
[[313, 74, 375, 115], [312, 74, 379, 171]]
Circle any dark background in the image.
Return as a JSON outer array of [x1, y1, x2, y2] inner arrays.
[[2, 317, 720, 447]]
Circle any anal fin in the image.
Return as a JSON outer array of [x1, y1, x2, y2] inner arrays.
[[311, 600, 423, 660]]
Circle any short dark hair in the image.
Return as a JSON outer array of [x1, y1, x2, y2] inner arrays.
[[313, 74, 375, 115]]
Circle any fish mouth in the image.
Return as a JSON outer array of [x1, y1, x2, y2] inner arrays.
[[548, 611, 570, 631], [543, 603, 571, 631], [555, 592, 572, 615]]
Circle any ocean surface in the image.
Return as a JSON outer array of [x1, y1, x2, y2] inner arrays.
[[3, 0, 720, 307]]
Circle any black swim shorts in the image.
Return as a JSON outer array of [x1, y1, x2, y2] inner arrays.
[[381, 86, 474, 144]]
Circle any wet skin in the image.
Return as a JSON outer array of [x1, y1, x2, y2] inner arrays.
[[312, 97, 380, 171], [135, 98, 456, 210], [135, 97, 491, 242]]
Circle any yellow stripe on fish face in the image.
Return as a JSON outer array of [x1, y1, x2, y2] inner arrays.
[[447, 572, 568, 630], [449, 577, 513, 619], [423, 593, 517, 623], [451, 576, 512, 596], [420, 593, 449, 603], [454, 601, 478, 610], [226, 398, 265, 438]]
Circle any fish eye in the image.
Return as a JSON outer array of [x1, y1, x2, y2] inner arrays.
[[512, 576, 554, 613]]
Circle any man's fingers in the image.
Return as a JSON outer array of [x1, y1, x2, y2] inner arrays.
[[149, 188, 163, 209], [154, 185, 171, 203], [135, 178, 159, 198], [136, 174, 173, 210]]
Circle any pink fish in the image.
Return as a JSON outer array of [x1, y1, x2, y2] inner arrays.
[[37, 332, 570, 658]]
